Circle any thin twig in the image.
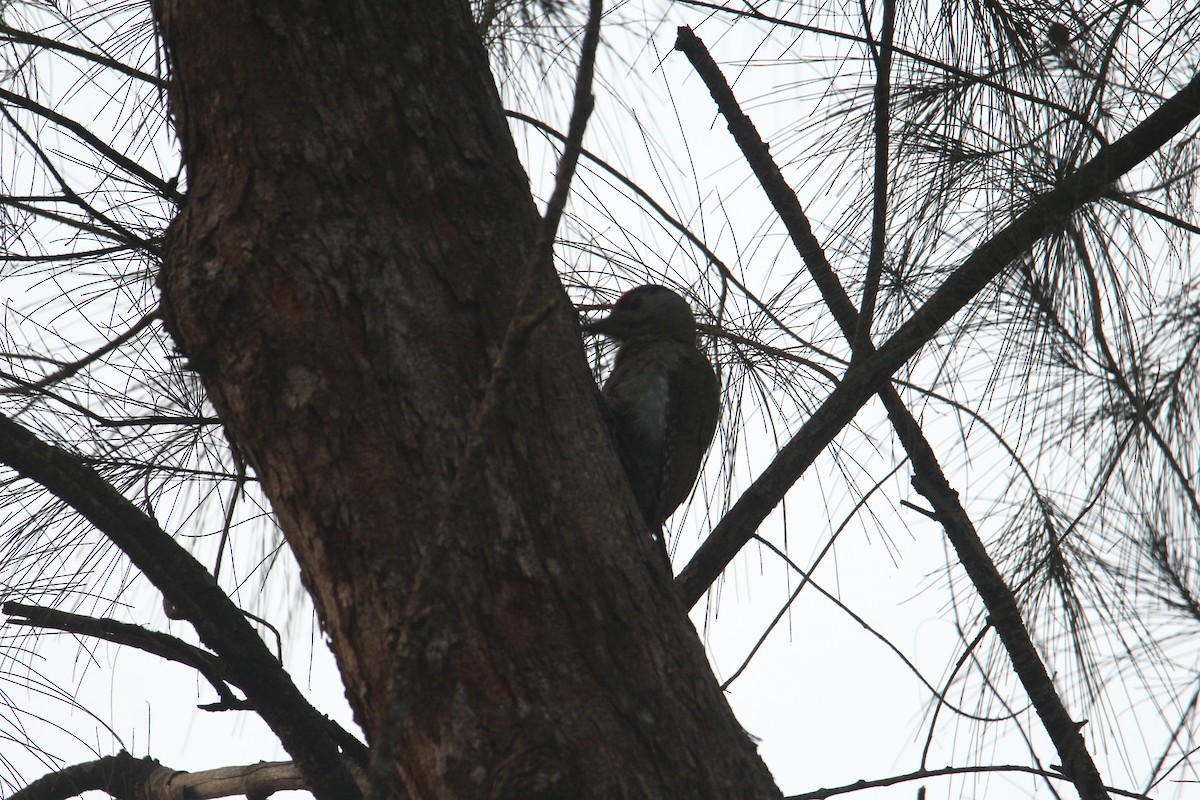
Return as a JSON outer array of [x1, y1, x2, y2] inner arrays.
[[3, 601, 238, 704], [1105, 192, 1200, 236], [0, 23, 167, 88], [0, 309, 160, 395], [919, 624, 992, 767], [782, 763, 1151, 800], [852, 0, 895, 356], [671, 0, 1110, 146], [212, 456, 248, 583], [0, 196, 157, 253], [507, 109, 828, 364], [0, 87, 182, 203], [720, 462, 901, 689], [747, 533, 1016, 725], [0, 105, 158, 251]]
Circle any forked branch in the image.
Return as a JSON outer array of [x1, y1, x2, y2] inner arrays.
[[674, 25, 1200, 800], [0, 414, 363, 800], [673, 24, 1200, 613]]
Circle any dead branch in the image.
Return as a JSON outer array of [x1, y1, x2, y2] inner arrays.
[[9, 753, 308, 800]]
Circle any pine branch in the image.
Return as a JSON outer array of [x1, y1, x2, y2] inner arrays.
[[3, 601, 239, 705], [0, 413, 364, 800], [675, 26, 1200, 798]]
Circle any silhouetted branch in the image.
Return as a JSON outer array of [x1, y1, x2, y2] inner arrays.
[[671, 0, 1110, 143], [0, 105, 159, 252], [0, 413, 363, 800], [783, 763, 1151, 800], [0, 23, 167, 88], [674, 26, 1200, 617], [853, 0, 895, 356], [508, 110, 828, 367], [0, 87, 182, 202], [1106, 191, 1200, 235], [0, 310, 160, 395], [0, 197, 152, 250], [676, 26, 1200, 798], [3, 601, 239, 705]]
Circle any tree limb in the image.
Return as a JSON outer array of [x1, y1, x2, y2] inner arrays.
[[0, 23, 167, 88], [0, 87, 182, 203], [0, 105, 160, 253], [3, 601, 239, 705], [674, 27, 1200, 611], [675, 26, 1200, 799], [852, 0, 895, 356], [0, 413, 364, 800], [9, 752, 309, 800], [783, 763, 1151, 800]]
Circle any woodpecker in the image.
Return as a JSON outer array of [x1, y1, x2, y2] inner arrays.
[[583, 285, 720, 530]]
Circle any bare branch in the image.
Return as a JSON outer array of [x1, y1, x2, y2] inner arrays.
[[9, 752, 309, 800], [853, 0, 895, 356], [535, 0, 602, 257], [0, 23, 167, 88], [1106, 191, 1200, 236], [508, 110, 826, 360], [0, 413, 364, 800], [671, 0, 1110, 142], [675, 27, 1200, 798], [0, 196, 156, 251], [782, 763, 1152, 800], [0, 105, 159, 252], [3, 601, 239, 705], [0, 309, 160, 395], [0, 87, 182, 203], [675, 28, 1200, 612]]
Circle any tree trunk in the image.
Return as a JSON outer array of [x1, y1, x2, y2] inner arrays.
[[151, 1, 781, 797]]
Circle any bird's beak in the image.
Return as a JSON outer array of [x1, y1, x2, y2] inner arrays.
[[582, 314, 613, 336]]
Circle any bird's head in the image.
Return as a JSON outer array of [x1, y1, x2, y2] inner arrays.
[[582, 284, 698, 343]]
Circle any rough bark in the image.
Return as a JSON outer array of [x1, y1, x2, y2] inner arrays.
[[152, 2, 780, 798]]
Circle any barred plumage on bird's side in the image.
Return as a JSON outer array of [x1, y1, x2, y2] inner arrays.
[[583, 285, 720, 542]]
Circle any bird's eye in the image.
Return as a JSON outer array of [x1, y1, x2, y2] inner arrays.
[[616, 294, 643, 311]]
